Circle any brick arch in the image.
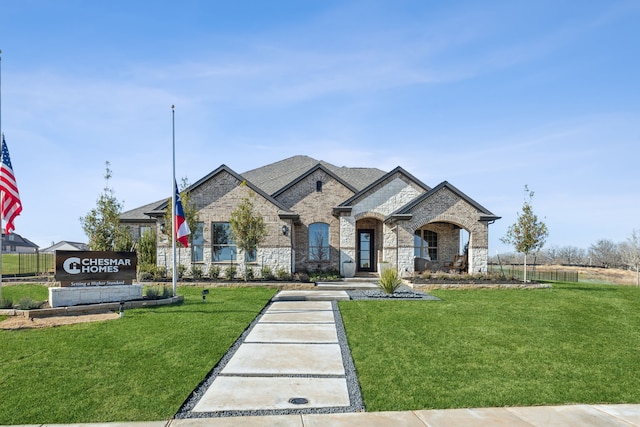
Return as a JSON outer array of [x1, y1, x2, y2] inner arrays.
[[353, 211, 386, 222], [410, 213, 475, 234]]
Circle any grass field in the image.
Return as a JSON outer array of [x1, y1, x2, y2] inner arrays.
[[2, 281, 639, 423], [339, 282, 640, 411], [0, 285, 276, 425]]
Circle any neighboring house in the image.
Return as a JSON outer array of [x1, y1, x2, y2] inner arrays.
[[1, 233, 39, 253], [121, 155, 500, 277], [40, 241, 89, 253]]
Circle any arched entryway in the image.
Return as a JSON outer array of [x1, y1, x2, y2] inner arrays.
[[414, 221, 470, 272]]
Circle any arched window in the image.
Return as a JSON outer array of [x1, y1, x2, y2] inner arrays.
[[414, 229, 437, 260], [309, 222, 330, 261]]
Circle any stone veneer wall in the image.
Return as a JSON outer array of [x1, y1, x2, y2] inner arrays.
[[156, 170, 292, 277], [397, 187, 490, 274]]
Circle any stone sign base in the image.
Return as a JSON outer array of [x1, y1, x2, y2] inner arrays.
[[49, 285, 144, 308]]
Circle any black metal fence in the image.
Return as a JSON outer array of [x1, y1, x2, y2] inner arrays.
[[489, 264, 579, 282], [1, 252, 55, 276]]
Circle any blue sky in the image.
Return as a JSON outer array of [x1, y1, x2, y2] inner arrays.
[[1, 0, 639, 254]]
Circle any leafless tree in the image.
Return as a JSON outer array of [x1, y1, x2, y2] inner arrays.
[[558, 246, 586, 265], [620, 229, 640, 286], [588, 239, 619, 268]]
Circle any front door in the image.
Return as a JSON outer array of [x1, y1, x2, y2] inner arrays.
[[357, 229, 374, 272]]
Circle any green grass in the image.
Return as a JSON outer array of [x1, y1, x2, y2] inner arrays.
[[0, 286, 276, 424], [339, 282, 640, 411]]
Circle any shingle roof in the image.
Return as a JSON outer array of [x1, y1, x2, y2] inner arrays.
[[120, 200, 165, 222], [242, 155, 386, 195]]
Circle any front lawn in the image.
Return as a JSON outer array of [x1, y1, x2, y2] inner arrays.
[[0, 286, 275, 425], [339, 282, 640, 411]]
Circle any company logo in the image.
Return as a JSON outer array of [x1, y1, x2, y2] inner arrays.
[[63, 257, 82, 274]]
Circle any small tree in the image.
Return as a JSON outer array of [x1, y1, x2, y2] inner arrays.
[[137, 228, 157, 269], [501, 186, 549, 282], [620, 229, 640, 286], [80, 161, 132, 251], [229, 191, 267, 281]]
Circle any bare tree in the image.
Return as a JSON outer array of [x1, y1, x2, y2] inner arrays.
[[558, 246, 586, 265], [588, 239, 619, 268], [620, 229, 640, 286]]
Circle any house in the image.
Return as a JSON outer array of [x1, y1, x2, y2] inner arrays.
[[121, 155, 500, 277], [1, 233, 39, 253], [40, 241, 89, 253]]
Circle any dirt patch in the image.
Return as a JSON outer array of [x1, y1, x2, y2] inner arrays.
[[0, 311, 120, 330]]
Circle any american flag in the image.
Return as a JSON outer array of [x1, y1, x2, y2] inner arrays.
[[0, 135, 22, 234]]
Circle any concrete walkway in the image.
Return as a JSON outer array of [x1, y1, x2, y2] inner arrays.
[[185, 295, 358, 415]]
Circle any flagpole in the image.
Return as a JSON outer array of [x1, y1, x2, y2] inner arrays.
[[171, 105, 177, 297]]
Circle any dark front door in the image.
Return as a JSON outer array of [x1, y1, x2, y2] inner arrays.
[[357, 229, 374, 272]]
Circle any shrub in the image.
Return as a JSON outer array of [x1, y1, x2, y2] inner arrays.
[[276, 267, 291, 281], [145, 287, 161, 299], [161, 286, 172, 298], [138, 271, 153, 281], [153, 266, 167, 280], [17, 297, 42, 310], [225, 264, 237, 280], [378, 268, 402, 294], [177, 264, 187, 279], [294, 272, 310, 282], [261, 265, 274, 280], [191, 265, 203, 280], [208, 265, 221, 280], [246, 267, 255, 280], [0, 297, 13, 309]]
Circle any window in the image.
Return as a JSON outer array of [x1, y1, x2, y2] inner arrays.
[[316, 180, 323, 192], [139, 226, 152, 241], [211, 222, 236, 261], [245, 248, 257, 263], [309, 222, 330, 261], [192, 222, 204, 262], [414, 229, 437, 260]]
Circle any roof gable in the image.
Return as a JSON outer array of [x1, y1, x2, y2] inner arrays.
[[392, 181, 500, 221], [339, 166, 431, 208], [150, 164, 292, 215], [272, 163, 358, 198]]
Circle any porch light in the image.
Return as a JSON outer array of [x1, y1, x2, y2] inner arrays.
[[282, 225, 288, 235]]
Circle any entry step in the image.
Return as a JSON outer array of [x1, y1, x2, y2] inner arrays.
[[272, 290, 350, 301]]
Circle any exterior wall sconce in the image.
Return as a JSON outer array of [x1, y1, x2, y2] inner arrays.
[[282, 225, 288, 235]]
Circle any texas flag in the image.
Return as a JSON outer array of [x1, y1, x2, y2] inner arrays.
[[174, 181, 190, 248]]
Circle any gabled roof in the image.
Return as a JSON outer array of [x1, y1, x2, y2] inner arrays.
[[389, 181, 501, 221], [338, 166, 431, 208], [242, 155, 386, 196], [147, 164, 294, 216], [41, 241, 89, 253], [272, 163, 358, 198], [1, 233, 39, 249], [120, 200, 165, 222]]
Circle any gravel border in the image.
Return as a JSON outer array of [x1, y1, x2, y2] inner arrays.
[[173, 300, 366, 419], [347, 284, 441, 301]]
